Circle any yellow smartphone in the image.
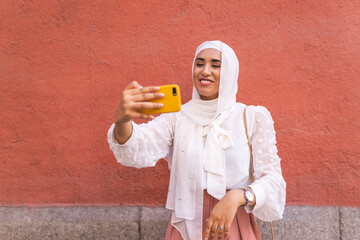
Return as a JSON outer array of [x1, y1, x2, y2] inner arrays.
[[140, 84, 181, 115]]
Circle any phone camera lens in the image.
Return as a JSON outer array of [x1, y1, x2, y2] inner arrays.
[[172, 87, 177, 96]]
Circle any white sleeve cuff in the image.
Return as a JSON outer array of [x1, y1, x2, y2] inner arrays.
[[107, 122, 137, 148], [245, 182, 267, 213]]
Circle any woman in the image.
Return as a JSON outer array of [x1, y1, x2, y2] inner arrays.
[[107, 41, 286, 240]]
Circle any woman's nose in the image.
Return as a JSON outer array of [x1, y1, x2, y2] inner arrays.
[[201, 64, 211, 76]]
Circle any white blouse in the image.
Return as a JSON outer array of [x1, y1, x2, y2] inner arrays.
[[107, 103, 286, 239]]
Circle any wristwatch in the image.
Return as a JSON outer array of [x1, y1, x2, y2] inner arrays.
[[240, 188, 255, 207]]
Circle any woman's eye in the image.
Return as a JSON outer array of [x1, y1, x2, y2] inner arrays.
[[196, 63, 204, 67], [212, 65, 221, 68]]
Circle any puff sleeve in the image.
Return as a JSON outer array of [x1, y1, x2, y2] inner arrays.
[[107, 113, 176, 168], [244, 106, 286, 221]]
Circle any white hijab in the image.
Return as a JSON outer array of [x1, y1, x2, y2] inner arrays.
[[186, 41, 239, 119], [182, 40, 239, 199]]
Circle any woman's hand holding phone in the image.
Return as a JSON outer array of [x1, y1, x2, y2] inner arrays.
[[115, 81, 164, 123], [114, 81, 164, 144]]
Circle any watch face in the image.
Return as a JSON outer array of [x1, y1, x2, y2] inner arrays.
[[245, 191, 254, 202]]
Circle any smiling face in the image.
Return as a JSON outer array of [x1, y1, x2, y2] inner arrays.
[[193, 48, 222, 100]]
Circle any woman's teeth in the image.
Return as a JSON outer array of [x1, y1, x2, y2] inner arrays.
[[200, 80, 213, 83]]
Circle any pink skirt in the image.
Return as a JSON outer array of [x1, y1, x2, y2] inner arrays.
[[165, 190, 260, 240]]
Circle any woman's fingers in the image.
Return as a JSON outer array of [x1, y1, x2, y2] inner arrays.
[[217, 221, 226, 240], [116, 82, 162, 123], [223, 223, 231, 240], [131, 92, 164, 102], [131, 102, 163, 110], [121, 103, 161, 120], [124, 81, 160, 99], [124, 102, 162, 120], [124, 81, 143, 90], [210, 222, 219, 239], [127, 85, 159, 95], [118, 82, 163, 119], [204, 218, 231, 240], [203, 219, 213, 240]]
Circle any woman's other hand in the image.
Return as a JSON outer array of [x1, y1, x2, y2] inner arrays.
[[203, 189, 247, 240], [114, 81, 164, 144]]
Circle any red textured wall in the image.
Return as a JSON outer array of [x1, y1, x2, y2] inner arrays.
[[1, 0, 359, 206]]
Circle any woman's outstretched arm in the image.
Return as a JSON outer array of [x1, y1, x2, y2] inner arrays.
[[108, 81, 176, 169]]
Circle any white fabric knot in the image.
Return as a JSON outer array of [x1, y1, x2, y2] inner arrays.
[[203, 122, 233, 176], [202, 106, 235, 199]]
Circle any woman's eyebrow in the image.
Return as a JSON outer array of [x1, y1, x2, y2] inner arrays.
[[195, 57, 222, 63], [211, 59, 221, 63]]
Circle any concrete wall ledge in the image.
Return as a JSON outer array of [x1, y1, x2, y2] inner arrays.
[[0, 206, 359, 240]]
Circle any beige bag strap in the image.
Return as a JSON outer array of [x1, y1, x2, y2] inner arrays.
[[243, 106, 275, 240]]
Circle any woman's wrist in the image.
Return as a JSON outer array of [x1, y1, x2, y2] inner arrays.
[[114, 121, 133, 144], [228, 189, 247, 207]]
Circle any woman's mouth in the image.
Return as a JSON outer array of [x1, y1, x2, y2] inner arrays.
[[199, 79, 214, 86]]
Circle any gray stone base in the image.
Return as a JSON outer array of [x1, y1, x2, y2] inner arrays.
[[0, 206, 359, 240]]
